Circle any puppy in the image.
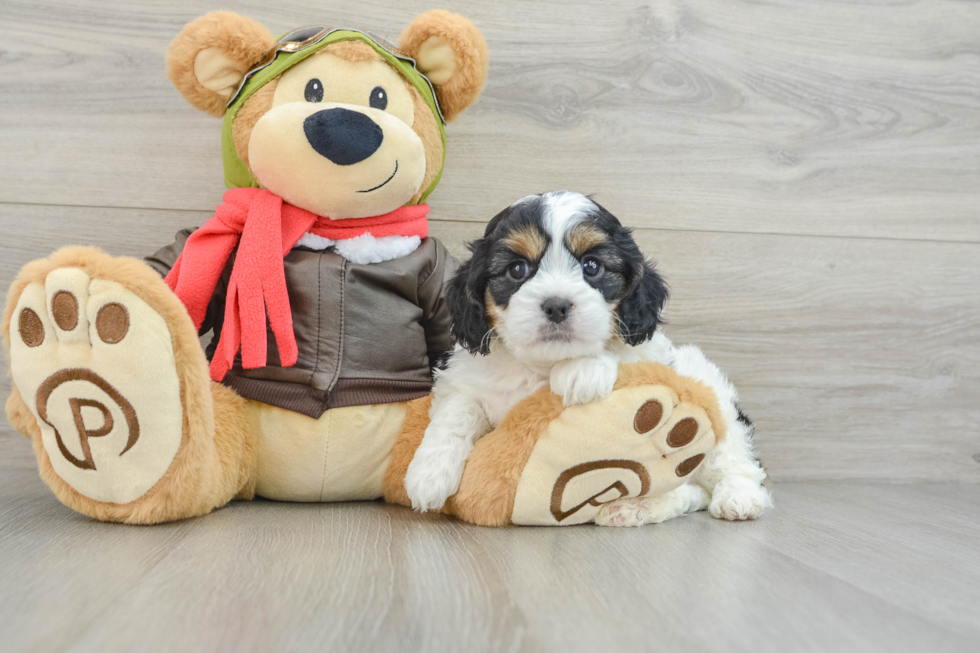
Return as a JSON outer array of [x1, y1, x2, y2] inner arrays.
[[404, 191, 772, 525]]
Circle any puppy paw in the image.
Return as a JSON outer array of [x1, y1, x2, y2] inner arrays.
[[404, 443, 467, 512], [595, 484, 710, 527], [550, 355, 617, 406], [708, 475, 772, 521], [594, 497, 652, 527]]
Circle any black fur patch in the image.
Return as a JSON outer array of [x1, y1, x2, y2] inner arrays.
[[446, 196, 549, 354], [446, 193, 670, 353], [587, 199, 669, 345], [736, 405, 754, 429], [733, 402, 765, 470], [431, 349, 453, 372]]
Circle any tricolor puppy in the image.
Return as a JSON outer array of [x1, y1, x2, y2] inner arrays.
[[404, 191, 772, 525]]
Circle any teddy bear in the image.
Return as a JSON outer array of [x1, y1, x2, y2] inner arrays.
[[2, 10, 733, 526]]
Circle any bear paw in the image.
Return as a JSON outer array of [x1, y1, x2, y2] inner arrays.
[[9, 267, 185, 504], [510, 378, 720, 526]]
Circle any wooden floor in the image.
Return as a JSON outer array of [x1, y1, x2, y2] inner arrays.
[[1, 0, 978, 650], [1, 469, 978, 652]]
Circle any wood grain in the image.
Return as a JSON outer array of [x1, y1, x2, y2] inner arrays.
[[2, 202, 978, 482], [0, 469, 977, 653], [2, 2, 979, 651], [0, 0, 978, 241]]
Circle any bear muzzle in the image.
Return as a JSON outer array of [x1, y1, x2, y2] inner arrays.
[[303, 107, 384, 165]]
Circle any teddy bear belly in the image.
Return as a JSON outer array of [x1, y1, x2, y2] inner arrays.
[[246, 399, 408, 502]]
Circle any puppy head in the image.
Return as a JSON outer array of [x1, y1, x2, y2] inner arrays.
[[447, 191, 668, 361]]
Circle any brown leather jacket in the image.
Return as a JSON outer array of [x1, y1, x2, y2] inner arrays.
[[147, 230, 457, 418]]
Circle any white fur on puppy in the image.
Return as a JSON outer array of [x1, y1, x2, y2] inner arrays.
[[404, 191, 772, 524], [550, 353, 618, 406]]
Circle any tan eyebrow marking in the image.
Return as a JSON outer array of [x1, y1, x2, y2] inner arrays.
[[565, 224, 607, 257], [485, 288, 499, 328], [502, 225, 548, 261]]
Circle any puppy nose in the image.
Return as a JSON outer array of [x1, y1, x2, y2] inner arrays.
[[303, 108, 383, 165], [542, 298, 572, 324]]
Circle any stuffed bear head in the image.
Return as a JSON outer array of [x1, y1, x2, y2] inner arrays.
[[167, 10, 488, 219]]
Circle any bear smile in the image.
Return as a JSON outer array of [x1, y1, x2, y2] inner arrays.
[[357, 161, 399, 193]]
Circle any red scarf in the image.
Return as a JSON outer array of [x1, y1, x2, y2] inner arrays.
[[165, 188, 429, 381]]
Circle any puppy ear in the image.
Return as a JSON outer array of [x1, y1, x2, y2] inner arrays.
[[167, 12, 276, 117], [399, 10, 489, 122], [446, 238, 493, 355], [618, 262, 669, 345], [613, 228, 669, 345]]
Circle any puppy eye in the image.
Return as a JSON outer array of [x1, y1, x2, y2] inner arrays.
[[582, 257, 603, 278], [369, 86, 388, 110], [305, 79, 324, 103], [507, 260, 530, 281]]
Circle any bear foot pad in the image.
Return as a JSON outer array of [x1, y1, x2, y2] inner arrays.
[[510, 383, 716, 526], [10, 267, 184, 504]]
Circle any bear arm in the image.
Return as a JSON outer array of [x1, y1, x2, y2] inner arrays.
[[144, 228, 224, 337], [418, 240, 458, 371]]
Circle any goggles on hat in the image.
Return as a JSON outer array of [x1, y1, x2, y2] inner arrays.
[[220, 25, 448, 197], [226, 25, 445, 125]]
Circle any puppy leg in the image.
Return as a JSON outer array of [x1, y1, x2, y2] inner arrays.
[[671, 344, 773, 521], [404, 392, 489, 512], [700, 422, 773, 521], [595, 484, 710, 527], [550, 352, 618, 406]]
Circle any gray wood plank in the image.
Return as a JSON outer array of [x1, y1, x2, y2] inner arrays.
[[734, 482, 980, 635], [0, 468, 200, 653], [1, 202, 979, 482], [1, 0, 978, 241], [0, 468, 977, 653]]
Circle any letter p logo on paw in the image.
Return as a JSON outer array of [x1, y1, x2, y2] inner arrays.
[[9, 273, 185, 505], [36, 369, 140, 472]]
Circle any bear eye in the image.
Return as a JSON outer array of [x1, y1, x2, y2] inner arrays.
[[370, 86, 388, 110], [305, 78, 324, 102], [582, 257, 603, 278], [507, 260, 530, 281]]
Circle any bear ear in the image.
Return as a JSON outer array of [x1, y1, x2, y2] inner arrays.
[[166, 11, 276, 117], [399, 10, 489, 122]]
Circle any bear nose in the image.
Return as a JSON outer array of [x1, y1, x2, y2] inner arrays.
[[541, 298, 572, 324], [303, 108, 383, 165]]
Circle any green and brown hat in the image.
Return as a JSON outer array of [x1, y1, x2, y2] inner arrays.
[[221, 26, 447, 201]]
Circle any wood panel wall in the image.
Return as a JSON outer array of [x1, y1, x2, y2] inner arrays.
[[2, 0, 978, 481]]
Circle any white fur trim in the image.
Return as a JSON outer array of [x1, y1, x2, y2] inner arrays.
[[294, 232, 421, 264], [294, 232, 336, 250], [334, 233, 421, 264]]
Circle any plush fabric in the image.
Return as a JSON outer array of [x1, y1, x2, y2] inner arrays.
[[164, 188, 429, 381], [229, 45, 444, 202], [246, 103, 428, 220], [399, 10, 489, 122], [219, 29, 447, 194], [11, 275, 185, 503], [248, 399, 407, 502], [166, 12, 275, 117], [4, 251, 726, 527], [3, 247, 257, 524], [3, 10, 496, 526], [147, 232, 456, 418], [384, 363, 725, 527]]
